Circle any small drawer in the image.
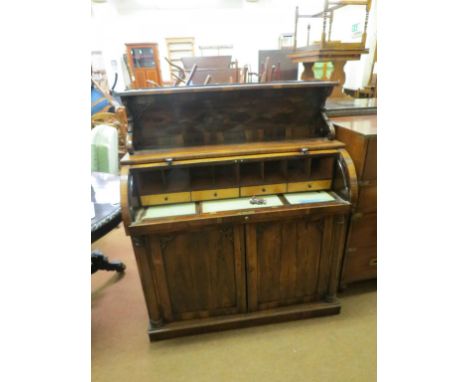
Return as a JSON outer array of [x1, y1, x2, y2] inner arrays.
[[191, 188, 239, 202], [240, 183, 287, 197], [357, 184, 377, 212], [287, 179, 331, 193], [140, 192, 191, 206], [341, 247, 377, 283]]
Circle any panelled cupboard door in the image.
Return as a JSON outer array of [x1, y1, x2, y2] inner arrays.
[[148, 224, 246, 322], [245, 215, 335, 311], [134, 71, 147, 89], [144, 69, 159, 87]]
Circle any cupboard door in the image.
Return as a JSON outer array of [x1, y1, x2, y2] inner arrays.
[[144, 68, 159, 87], [148, 224, 246, 322], [245, 216, 336, 311], [133, 70, 147, 89]]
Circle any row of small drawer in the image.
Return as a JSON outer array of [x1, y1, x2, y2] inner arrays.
[[140, 179, 332, 206]]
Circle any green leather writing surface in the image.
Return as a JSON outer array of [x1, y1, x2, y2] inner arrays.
[[202, 195, 283, 213], [142, 203, 197, 220]]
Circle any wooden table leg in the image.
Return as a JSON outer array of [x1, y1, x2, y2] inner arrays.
[[329, 60, 348, 98], [300, 62, 315, 80]]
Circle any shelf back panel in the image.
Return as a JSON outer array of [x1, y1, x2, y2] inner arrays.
[[118, 81, 336, 151]]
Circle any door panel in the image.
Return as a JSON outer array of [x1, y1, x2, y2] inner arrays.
[[145, 69, 159, 87], [149, 224, 246, 321], [134, 70, 147, 89], [246, 216, 334, 311]]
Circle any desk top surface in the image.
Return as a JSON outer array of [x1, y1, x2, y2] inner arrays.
[[325, 97, 377, 117]]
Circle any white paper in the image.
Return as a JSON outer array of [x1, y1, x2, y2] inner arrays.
[[284, 191, 335, 205], [202, 195, 283, 213], [91, 174, 120, 204]]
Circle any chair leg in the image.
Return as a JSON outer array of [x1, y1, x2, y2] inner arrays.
[[91, 250, 126, 274]]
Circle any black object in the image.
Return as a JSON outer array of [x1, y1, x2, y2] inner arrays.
[[92, 251, 126, 274], [111, 72, 118, 92]]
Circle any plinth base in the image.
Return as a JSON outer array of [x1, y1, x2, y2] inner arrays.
[[147, 300, 341, 341]]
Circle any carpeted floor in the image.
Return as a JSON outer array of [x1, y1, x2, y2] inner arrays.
[[92, 224, 376, 382]]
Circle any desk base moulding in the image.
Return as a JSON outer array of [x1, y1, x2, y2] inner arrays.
[[148, 300, 340, 341]]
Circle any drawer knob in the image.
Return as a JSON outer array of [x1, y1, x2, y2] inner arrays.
[[261, 188, 266, 192], [164, 197, 168, 201], [308, 184, 312, 188], [213, 192, 218, 197], [244, 216, 249, 221]]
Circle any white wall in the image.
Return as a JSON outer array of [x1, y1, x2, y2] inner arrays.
[[91, 0, 376, 91]]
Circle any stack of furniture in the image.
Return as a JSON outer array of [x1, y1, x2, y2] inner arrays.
[[258, 49, 298, 81], [289, 0, 372, 99], [118, 81, 359, 341], [333, 115, 376, 286], [91, 79, 128, 157], [165, 37, 196, 82], [181, 55, 241, 84]]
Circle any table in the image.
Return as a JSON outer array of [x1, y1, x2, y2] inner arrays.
[[91, 172, 125, 274], [288, 44, 368, 99]]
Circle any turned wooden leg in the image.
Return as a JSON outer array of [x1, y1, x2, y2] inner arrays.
[[301, 62, 315, 80], [329, 60, 347, 98]]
